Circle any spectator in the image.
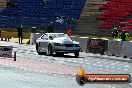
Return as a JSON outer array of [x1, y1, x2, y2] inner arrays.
[[47, 23, 54, 33], [125, 32, 129, 41], [120, 30, 129, 41], [17, 25, 23, 44], [111, 27, 119, 39]]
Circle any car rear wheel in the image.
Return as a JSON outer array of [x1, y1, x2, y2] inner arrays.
[[74, 52, 79, 57], [47, 44, 53, 55]]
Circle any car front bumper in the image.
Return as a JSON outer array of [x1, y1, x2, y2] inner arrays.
[[52, 46, 81, 53]]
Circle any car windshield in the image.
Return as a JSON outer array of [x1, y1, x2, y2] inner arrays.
[[48, 34, 69, 40]]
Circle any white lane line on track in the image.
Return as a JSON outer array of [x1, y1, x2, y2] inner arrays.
[[112, 87, 116, 88], [107, 85, 112, 87]]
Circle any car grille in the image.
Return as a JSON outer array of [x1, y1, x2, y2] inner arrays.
[[64, 44, 74, 47]]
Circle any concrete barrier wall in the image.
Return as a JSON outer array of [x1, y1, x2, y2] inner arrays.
[[70, 36, 88, 52], [100, 38, 109, 55], [30, 33, 43, 45], [107, 40, 122, 56], [79, 38, 88, 52], [121, 41, 132, 58], [70, 36, 80, 42], [71, 36, 132, 58], [72, 37, 129, 58]]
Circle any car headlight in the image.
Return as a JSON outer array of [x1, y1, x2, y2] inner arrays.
[[54, 43, 64, 46], [74, 44, 80, 47]]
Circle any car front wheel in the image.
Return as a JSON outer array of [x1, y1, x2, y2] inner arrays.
[[36, 43, 39, 51], [74, 52, 79, 57], [47, 44, 53, 55], [38, 51, 46, 55], [36, 43, 46, 55], [56, 52, 64, 56]]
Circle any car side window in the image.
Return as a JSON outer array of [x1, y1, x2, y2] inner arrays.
[[41, 34, 48, 40], [49, 36, 54, 40]]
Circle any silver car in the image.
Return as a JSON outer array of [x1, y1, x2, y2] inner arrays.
[[36, 33, 81, 57]]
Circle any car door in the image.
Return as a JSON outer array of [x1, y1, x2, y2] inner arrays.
[[39, 34, 49, 51]]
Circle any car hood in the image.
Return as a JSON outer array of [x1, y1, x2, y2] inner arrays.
[[52, 37, 74, 44]]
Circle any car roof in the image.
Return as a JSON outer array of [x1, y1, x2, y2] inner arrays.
[[45, 33, 64, 35]]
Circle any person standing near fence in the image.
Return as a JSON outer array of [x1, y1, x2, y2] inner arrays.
[[111, 27, 119, 39], [47, 23, 54, 33], [17, 25, 23, 44], [120, 30, 129, 41]]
